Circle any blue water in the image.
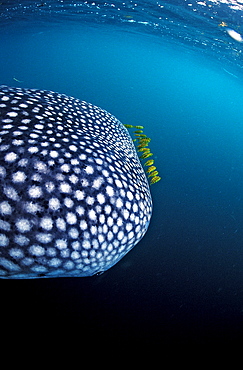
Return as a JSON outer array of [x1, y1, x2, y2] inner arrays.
[[1, 0, 243, 344]]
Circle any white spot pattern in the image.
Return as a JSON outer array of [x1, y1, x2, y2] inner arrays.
[[5, 152, 18, 162], [0, 85, 152, 279]]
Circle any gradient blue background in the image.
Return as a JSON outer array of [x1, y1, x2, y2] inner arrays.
[[1, 15, 242, 344]]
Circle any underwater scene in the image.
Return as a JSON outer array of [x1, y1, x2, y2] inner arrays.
[[0, 0, 243, 345]]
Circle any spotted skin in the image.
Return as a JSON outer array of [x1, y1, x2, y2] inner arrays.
[[0, 85, 152, 279]]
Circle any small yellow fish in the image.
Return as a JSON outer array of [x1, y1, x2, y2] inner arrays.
[[138, 138, 151, 147], [135, 133, 147, 137], [140, 152, 153, 159], [138, 147, 150, 153], [148, 170, 158, 177], [144, 159, 154, 166], [150, 176, 161, 185], [146, 166, 157, 173], [138, 143, 149, 149]]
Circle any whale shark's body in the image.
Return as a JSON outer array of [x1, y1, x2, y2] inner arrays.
[[0, 86, 152, 278]]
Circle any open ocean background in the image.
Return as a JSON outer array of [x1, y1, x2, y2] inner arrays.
[[1, 0, 243, 346]]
